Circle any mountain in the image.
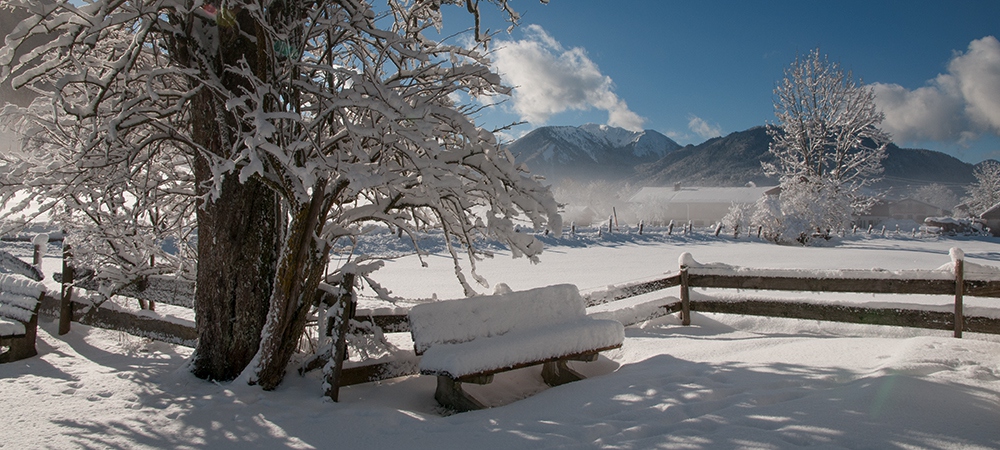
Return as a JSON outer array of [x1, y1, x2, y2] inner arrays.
[[636, 127, 976, 193], [504, 124, 682, 181], [506, 125, 977, 195], [636, 126, 776, 187]]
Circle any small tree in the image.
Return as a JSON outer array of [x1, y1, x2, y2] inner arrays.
[[763, 49, 889, 243], [751, 194, 783, 243], [721, 202, 753, 238], [964, 161, 1000, 216]]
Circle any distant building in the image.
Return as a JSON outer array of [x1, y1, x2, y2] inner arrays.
[[855, 199, 891, 229], [889, 198, 951, 223], [629, 184, 780, 227], [980, 202, 1000, 236], [857, 198, 951, 228]]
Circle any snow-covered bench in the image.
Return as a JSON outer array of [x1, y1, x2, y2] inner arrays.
[[0, 273, 46, 363], [408, 284, 625, 412]]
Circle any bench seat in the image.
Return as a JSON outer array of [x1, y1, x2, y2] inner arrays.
[[0, 317, 26, 337], [409, 284, 624, 411], [419, 317, 624, 380], [0, 273, 45, 363]]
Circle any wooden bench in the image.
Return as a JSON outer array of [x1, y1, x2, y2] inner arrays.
[[0, 273, 46, 363], [408, 284, 625, 412]]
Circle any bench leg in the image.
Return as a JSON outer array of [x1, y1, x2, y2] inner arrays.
[[541, 359, 586, 386], [0, 315, 38, 363], [435, 376, 486, 412], [0, 336, 36, 363]]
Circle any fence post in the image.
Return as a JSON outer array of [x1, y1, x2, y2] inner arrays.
[[59, 244, 74, 335], [325, 272, 357, 402], [147, 255, 156, 311], [955, 256, 964, 339], [679, 265, 691, 326], [32, 237, 43, 270]]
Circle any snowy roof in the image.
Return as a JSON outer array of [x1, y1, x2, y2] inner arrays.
[[628, 186, 779, 205], [981, 201, 1000, 219], [892, 197, 948, 210]]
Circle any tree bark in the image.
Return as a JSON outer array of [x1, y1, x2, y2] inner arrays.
[[252, 187, 333, 390], [186, 9, 282, 381], [190, 164, 282, 381]]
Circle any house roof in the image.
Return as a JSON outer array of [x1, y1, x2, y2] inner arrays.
[[981, 201, 1000, 219], [893, 198, 945, 209], [628, 186, 779, 205]]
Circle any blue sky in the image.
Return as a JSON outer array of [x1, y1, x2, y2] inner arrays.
[[435, 1, 1000, 164]]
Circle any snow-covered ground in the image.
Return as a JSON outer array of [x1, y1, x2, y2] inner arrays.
[[3, 233, 1000, 449]]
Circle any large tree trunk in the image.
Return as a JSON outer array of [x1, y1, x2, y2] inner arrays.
[[190, 164, 282, 381], [251, 187, 333, 390], [186, 9, 282, 381]]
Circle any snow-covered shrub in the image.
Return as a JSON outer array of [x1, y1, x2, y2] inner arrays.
[[751, 194, 783, 243], [722, 202, 753, 238]]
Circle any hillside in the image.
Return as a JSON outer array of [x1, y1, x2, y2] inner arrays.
[[635, 126, 776, 187], [509, 125, 978, 193]]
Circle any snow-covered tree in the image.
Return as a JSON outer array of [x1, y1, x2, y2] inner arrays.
[[762, 49, 889, 243], [913, 183, 960, 211], [964, 161, 1000, 216], [0, 20, 197, 303], [0, 116, 198, 303], [751, 193, 782, 243], [1, 0, 559, 390], [721, 202, 752, 238]]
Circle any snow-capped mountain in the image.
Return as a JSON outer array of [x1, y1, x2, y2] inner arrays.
[[505, 124, 682, 181]]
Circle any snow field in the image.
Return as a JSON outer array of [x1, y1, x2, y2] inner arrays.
[[2, 235, 1000, 448]]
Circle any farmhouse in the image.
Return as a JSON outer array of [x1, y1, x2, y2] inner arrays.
[[890, 198, 951, 223], [629, 184, 779, 227], [857, 198, 952, 229], [980, 203, 1000, 236]]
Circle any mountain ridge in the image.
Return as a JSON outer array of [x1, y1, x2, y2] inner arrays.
[[505, 124, 682, 181], [506, 124, 977, 194]]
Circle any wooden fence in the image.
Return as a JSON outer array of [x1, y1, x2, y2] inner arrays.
[[582, 250, 1000, 338], [25, 237, 1000, 394]]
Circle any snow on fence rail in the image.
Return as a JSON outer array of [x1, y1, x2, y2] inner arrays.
[[38, 294, 198, 347], [42, 244, 198, 347], [581, 248, 1000, 338], [28, 235, 1000, 392]]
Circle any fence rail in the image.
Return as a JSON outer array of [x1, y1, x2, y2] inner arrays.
[[38, 294, 197, 347], [580, 249, 1000, 337], [27, 234, 1000, 392]]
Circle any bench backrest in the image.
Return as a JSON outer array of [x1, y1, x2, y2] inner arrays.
[[0, 273, 45, 324], [409, 284, 587, 355], [0, 250, 43, 282]]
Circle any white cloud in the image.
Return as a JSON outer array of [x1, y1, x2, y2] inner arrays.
[[687, 115, 722, 140], [950, 36, 1000, 133], [491, 25, 646, 131], [873, 36, 1000, 144]]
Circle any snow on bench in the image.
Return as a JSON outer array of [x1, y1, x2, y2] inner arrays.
[[408, 284, 625, 412], [0, 273, 46, 363]]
